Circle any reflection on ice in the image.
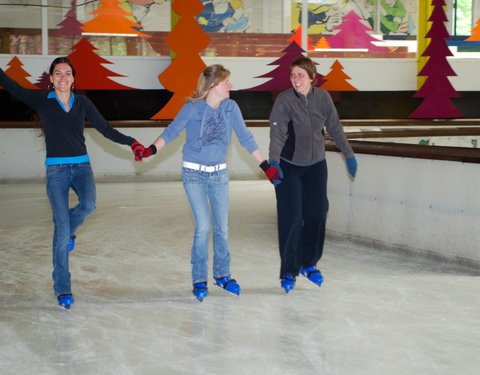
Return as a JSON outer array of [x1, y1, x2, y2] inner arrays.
[[1, 182, 479, 375]]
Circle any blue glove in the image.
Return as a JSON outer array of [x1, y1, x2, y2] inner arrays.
[[346, 157, 357, 178], [269, 161, 283, 186]]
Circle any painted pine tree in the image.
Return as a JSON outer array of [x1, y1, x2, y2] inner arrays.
[[409, 0, 463, 118], [465, 18, 480, 41], [81, 0, 150, 37], [151, 0, 210, 119], [51, 0, 83, 36], [35, 72, 51, 90], [314, 36, 331, 49], [328, 10, 387, 52], [1, 56, 39, 90], [288, 25, 315, 51], [246, 41, 324, 91], [67, 38, 133, 89], [321, 60, 357, 91]]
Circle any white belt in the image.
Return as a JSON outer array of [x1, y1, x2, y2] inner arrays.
[[183, 161, 227, 172]]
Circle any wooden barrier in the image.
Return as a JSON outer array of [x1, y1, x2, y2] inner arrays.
[[2, 119, 479, 164]]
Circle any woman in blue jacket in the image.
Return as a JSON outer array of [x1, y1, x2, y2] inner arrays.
[[0, 57, 144, 308], [142, 64, 280, 302]]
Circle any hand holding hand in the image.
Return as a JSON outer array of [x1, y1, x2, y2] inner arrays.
[[260, 160, 283, 186], [346, 157, 357, 178], [142, 144, 157, 159], [130, 141, 145, 162]]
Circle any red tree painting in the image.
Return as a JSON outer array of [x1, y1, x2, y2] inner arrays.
[[51, 0, 83, 36], [328, 11, 387, 52], [151, 0, 210, 119], [409, 0, 463, 118], [67, 38, 134, 90], [0, 56, 39, 90], [35, 72, 51, 90], [288, 25, 315, 51], [245, 41, 324, 91], [320, 60, 358, 91]]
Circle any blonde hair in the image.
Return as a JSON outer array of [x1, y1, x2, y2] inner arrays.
[[187, 64, 230, 102]]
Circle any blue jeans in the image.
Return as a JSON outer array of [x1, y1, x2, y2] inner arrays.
[[182, 168, 230, 284], [46, 162, 96, 297]]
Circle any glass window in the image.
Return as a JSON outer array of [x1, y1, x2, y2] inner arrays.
[[0, 0, 42, 54], [1, 0, 479, 57], [453, 0, 473, 35]]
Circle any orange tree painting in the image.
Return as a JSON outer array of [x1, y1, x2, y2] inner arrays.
[[151, 0, 210, 119], [0, 56, 39, 90], [82, 0, 150, 37], [465, 18, 480, 41], [321, 60, 358, 91]]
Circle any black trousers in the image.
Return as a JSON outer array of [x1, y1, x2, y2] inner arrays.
[[275, 159, 329, 277]]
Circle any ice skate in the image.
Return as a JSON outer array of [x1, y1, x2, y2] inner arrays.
[[193, 282, 208, 302], [300, 266, 324, 286], [58, 294, 74, 309], [214, 275, 240, 296], [281, 275, 296, 293]]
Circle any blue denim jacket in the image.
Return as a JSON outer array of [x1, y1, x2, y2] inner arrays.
[[160, 99, 258, 165]]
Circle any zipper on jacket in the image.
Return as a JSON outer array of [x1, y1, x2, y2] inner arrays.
[[305, 92, 315, 161]]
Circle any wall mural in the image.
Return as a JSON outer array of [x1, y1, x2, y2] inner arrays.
[[0, 0, 470, 120], [196, 0, 251, 32], [290, 0, 416, 36]]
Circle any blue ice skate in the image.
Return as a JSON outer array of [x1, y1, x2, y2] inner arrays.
[[214, 275, 240, 296], [193, 282, 208, 302], [58, 294, 75, 309], [68, 235, 76, 252], [281, 275, 296, 293], [300, 266, 324, 286]]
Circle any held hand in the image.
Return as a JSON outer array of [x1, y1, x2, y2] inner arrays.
[[142, 144, 157, 159], [130, 141, 145, 162], [346, 157, 357, 178], [269, 161, 283, 187], [260, 160, 283, 186]]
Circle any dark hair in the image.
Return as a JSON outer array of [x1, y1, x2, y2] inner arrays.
[[188, 64, 230, 102], [49, 56, 76, 77], [48, 57, 76, 91], [291, 57, 317, 86]]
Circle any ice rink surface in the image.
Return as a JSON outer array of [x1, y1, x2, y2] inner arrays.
[[1, 181, 479, 375]]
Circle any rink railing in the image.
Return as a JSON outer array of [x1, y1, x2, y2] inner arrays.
[[2, 119, 479, 164]]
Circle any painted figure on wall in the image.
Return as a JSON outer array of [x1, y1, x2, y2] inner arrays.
[[291, 0, 413, 36], [197, 0, 250, 32]]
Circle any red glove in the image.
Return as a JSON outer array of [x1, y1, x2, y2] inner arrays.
[[259, 160, 280, 184], [142, 144, 157, 159], [130, 141, 145, 162]]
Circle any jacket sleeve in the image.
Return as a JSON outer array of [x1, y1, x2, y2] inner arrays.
[[231, 101, 258, 153], [0, 68, 43, 110], [160, 103, 191, 144], [268, 93, 290, 163], [322, 91, 354, 159], [84, 96, 136, 145]]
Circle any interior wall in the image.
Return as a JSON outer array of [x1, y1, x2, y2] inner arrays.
[[1, 54, 479, 92], [1, 127, 479, 266]]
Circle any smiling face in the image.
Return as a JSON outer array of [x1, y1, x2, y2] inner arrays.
[[49, 62, 74, 93], [290, 66, 313, 96]]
